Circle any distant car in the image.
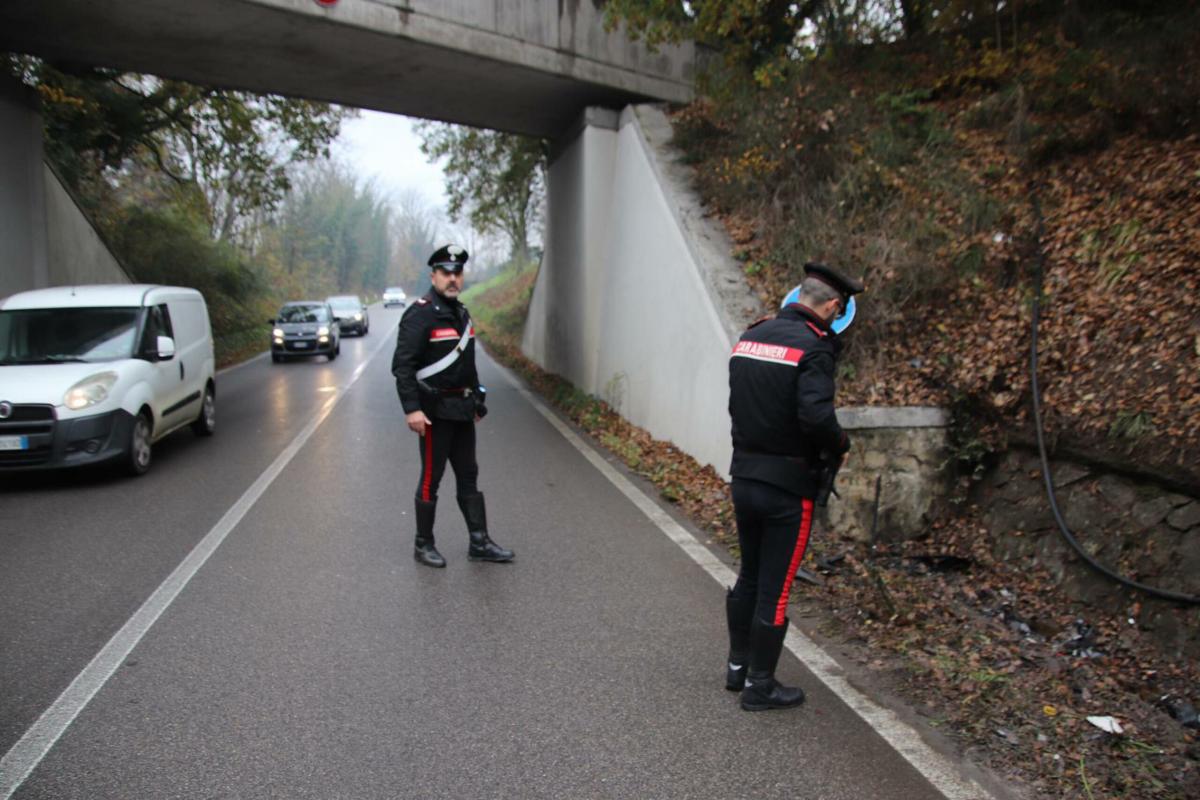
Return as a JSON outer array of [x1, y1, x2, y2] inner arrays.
[[270, 302, 340, 363], [325, 294, 369, 336], [382, 287, 407, 308], [0, 284, 216, 476]]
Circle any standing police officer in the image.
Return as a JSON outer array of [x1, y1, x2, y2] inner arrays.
[[391, 244, 514, 568], [725, 262, 863, 711]]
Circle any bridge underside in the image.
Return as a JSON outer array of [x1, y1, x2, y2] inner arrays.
[[0, 0, 691, 138]]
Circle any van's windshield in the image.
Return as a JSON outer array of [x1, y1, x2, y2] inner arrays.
[[0, 308, 141, 365]]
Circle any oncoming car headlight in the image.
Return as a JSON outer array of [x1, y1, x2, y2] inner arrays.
[[317, 326, 330, 337], [64, 371, 118, 410]]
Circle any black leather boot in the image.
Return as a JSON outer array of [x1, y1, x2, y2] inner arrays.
[[414, 499, 446, 568], [458, 492, 514, 562], [740, 617, 805, 711], [725, 589, 754, 691]]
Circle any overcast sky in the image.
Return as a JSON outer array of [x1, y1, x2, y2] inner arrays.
[[334, 109, 511, 267], [334, 110, 446, 211]]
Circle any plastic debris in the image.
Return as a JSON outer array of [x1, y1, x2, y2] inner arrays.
[[1086, 716, 1124, 735], [1043, 705, 1058, 717], [1063, 619, 1104, 659], [1158, 695, 1200, 730]]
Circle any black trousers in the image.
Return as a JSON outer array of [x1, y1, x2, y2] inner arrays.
[[415, 418, 479, 503], [730, 477, 816, 627]]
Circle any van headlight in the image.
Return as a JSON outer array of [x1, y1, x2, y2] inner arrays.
[[272, 328, 284, 338], [317, 326, 330, 337], [64, 371, 118, 410]]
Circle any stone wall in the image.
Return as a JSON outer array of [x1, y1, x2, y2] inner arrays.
[[824, 407, 950, 542], [980, 449, 1200, 658]]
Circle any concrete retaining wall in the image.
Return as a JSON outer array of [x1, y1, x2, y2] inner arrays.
[[0, 77, 129, 299], [523, 104, 759, 473], [525, 105, 954, 549], [0, 79, 48, 299], [43, 164, 130, 288]]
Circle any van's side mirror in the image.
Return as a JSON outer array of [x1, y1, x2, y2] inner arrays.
[[267, 318, 275, 325], [156, 335, 176, 361]]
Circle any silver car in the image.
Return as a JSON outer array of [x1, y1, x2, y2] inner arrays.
[[382, 287, 407, 308], [326, 295, 369, 336], [270, 302, 340, 362]]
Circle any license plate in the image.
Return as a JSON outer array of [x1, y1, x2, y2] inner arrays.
[[0, 436, 29, 451], [293, 342, 311, 349]]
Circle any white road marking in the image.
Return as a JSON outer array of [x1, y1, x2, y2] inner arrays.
[[491, 358, 999, 800], [0, 325, 398, 799], [215, 350, 268, 375]]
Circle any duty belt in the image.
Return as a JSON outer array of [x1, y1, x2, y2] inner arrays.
[[417, 382, 473, 398]]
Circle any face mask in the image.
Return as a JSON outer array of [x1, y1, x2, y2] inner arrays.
[[780, 286, 857, 334]]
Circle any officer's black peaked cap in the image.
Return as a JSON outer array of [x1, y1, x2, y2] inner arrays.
[[804, 262, 865, 299], [428, 244, 469, 272]]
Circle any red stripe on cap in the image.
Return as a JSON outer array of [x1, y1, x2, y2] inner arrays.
[[731, 340, 804, 366], [774, 499, 814, 625]]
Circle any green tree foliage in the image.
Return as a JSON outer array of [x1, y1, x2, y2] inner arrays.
[[603, 0, 1051, 62], [6, 57, 373, 363], [414, 123, 545, 263], [603, 0, 819, 66], [391, 190, 443, 292], [10, 58, 352, 243], [263, 162, 394, 296]]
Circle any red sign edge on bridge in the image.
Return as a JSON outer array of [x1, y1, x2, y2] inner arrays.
[[314, 0, 339, 7]]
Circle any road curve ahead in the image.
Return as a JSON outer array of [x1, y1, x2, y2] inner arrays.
[[1, 304, 981, 799]]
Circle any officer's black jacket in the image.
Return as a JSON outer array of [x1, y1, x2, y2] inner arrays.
[[728, 304, 850, 497], [391, 288, 481, 421]]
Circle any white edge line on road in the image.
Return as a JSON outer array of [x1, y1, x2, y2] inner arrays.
[[491, 358, 997, 800], [216, 350, 268, 376], [0, 324, 398, 799]]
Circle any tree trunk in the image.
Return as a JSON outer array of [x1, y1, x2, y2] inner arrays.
[[898, 0, 925, 39]]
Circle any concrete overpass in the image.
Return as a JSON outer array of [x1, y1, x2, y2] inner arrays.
[[0, 0, 694, 138], [1, 0, 761, 475]]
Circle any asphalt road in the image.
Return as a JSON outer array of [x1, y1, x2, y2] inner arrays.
[[0, 304, 978, 799]]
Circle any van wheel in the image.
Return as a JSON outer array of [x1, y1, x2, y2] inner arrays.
[[127, 411, 153, 476], [191, 384, 216, 436], [330, 343, 339, 360], [272, 353, 283, 363]]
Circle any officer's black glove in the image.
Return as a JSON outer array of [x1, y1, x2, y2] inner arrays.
[[474, 385, 488, 420]]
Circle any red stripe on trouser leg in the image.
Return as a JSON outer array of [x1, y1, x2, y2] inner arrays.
[[774, 498, 815, 626], [420, 428, 434, 501]]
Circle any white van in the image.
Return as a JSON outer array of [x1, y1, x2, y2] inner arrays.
[[0, 284, 216, 475]]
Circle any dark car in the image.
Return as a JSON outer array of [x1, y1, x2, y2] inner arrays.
[[326, 294, 369, 336], [270, 302, 340, 362]]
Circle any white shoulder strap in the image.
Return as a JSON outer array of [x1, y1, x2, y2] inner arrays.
[[416, 317, 473, 381]]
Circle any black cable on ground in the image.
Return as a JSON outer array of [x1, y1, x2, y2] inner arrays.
[[1028, 195, 1200, 606]]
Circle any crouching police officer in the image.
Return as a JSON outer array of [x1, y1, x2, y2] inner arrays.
[[725, 262, 863, 711], [391, 244, 514, 568]]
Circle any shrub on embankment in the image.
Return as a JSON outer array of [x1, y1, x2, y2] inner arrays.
[[670, 3, 1200, 489], [105, 206, 283, 367]]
